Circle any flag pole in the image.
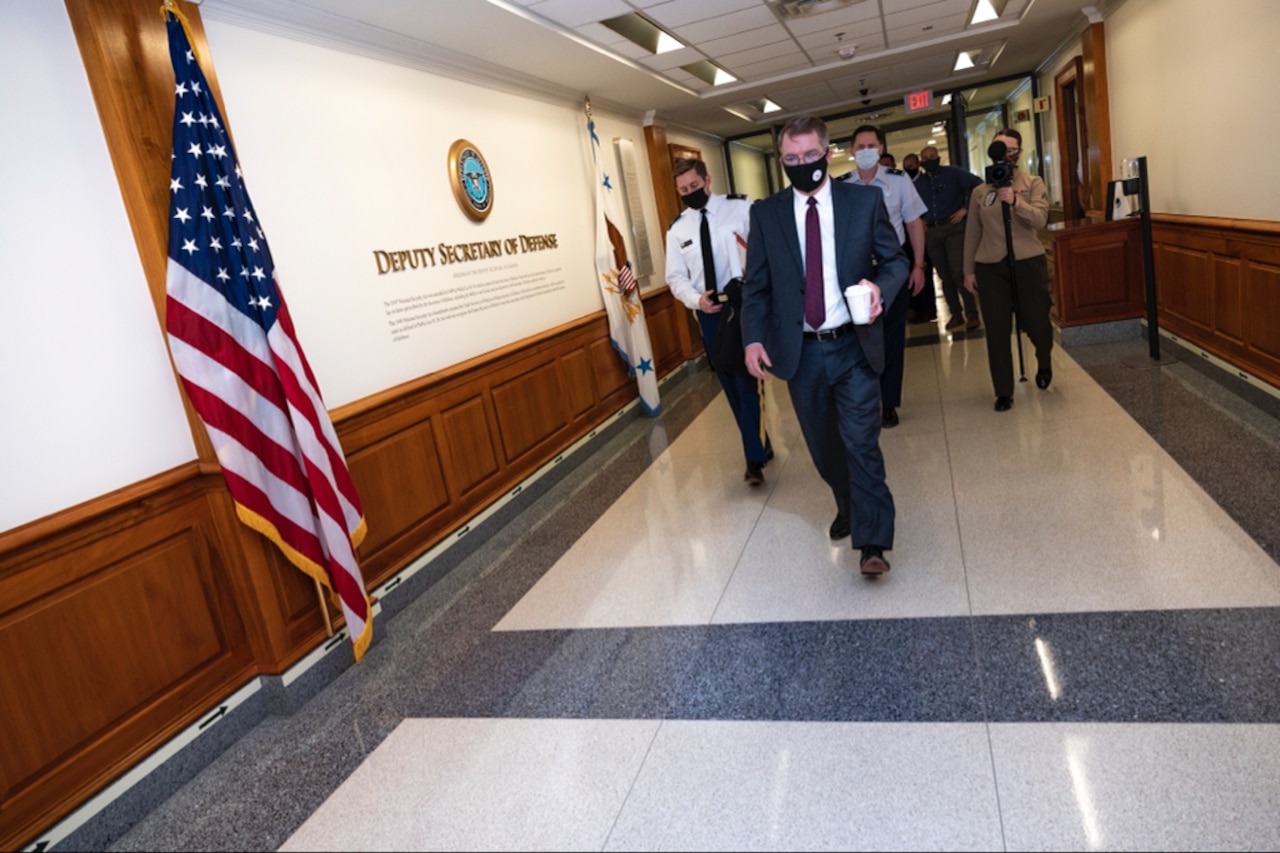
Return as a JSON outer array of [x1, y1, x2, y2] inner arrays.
[[314, 577, 334, 637], [159, 0, 199, 56]]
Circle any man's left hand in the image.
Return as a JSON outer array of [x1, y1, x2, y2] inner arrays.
[[861, 279, 885, 322], [908, 267, 925, 296]]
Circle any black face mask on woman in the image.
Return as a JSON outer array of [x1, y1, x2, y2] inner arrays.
[[680, 187, 709, 210], [783, 157, 828, 193]]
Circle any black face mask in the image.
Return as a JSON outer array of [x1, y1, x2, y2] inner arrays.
[[680, 187, 709, 210], [783, 157, 828, 193], [905, 166, 920, 179], [921, 158, 941, 174]]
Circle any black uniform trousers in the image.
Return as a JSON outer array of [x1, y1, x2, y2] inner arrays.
[[973, 254, 1054, 397]]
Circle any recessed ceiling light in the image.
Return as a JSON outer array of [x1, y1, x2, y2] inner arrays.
[[682, 59, 737, 86], [600, 13, 685, 55], [970, 0, 1007, 25], [954, 51, 975, 71]]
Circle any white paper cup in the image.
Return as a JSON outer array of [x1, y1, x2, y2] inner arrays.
[[844, 283, 873, 324]]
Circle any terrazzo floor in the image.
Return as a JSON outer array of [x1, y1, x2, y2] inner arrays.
[[100, 318, 1280, 852]]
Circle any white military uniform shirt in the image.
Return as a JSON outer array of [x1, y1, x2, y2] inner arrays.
[[840, 166, 927, 245], [664, 192, 752, 312]]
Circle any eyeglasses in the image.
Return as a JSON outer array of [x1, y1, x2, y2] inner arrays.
[[781, 150, 825, 166]]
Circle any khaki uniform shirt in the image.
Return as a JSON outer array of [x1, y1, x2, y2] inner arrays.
[[962, 169, 1049, 274]]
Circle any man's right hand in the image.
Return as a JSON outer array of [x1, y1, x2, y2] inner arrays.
[[698, 292, 722, 313], [745, 342, 771, 380]]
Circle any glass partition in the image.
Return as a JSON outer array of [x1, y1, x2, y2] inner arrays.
[[724, 72, 1038, 193]]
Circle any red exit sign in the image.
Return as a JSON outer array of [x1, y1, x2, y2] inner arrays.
[[904, 89, 933, 113]]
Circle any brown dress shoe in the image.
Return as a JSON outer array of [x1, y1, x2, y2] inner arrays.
[[859, 547, 891, 576]]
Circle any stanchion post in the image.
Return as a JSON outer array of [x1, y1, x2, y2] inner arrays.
[[1135, 156, 1160, 360]]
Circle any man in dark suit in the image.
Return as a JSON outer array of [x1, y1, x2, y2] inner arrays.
[[742, 115, 909, 576]]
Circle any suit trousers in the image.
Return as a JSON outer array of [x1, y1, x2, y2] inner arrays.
[[879, 281, 909, 409], [924, 220, 979, 322], [698, 309, 768, 464], [973, 255, 1054, 397], [787, 331, 895, 550]]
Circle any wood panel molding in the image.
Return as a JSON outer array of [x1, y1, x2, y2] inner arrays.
[[0, 470, 257, 851], [1153, 217, 1280, 389], [1051, 218, 1144, 326]]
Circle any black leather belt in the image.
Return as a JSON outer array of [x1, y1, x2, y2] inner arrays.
[[803, 322, 854, 341], [926, 217, 956, 227]]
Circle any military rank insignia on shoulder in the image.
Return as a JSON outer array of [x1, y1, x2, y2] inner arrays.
[[887, 168, 905, 176], [667, 213, 684, 230], [727, 193, 748, 200]]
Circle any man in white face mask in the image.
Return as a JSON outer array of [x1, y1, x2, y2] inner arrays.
[[839, 125, 927, 429]]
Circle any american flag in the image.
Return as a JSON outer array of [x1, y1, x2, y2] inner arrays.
[[586, 105, 659, 415], [162, 14, 372, 660]]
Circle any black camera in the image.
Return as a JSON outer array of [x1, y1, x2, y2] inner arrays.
[[985, 160, 1014, 188], [985, 139, 1014, 188]]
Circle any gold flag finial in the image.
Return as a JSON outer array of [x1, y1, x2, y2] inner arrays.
[[584, 96, 592, 118]]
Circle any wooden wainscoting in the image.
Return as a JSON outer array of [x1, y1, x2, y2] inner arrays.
[[337, 293, 686, 585], [1153, 215, 1280, 390], [1050, 217, 1144, 326], [0, 467, 260, 850], [0, 291, 690, 849]]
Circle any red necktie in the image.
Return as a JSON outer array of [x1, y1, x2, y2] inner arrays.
[[804, 197, 825, 329]]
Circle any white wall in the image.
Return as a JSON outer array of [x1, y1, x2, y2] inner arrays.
[[202, 20, 649, 408], [1, 6, 667, 536], [1106, 0, 1280, 218], [0, 1, 196, 532]]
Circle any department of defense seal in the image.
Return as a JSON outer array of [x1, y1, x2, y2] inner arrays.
[[448, 139, 493, 222]]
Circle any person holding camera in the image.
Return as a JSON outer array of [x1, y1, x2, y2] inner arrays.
[[961, 128, 1054, 412], [665, 157, 772, 485]]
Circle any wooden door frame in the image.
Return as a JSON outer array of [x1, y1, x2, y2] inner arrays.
[[1054, 57, 1089, 223]]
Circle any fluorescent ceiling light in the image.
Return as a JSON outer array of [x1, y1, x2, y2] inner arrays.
[[655, 31, 682, 54], [601, 13, 684, 55], [749, 97, 782, 113], [970, 0, 1007, 25], [954, 51, 975, 71], [683, 59, 737, 86], [942, 94, 953, 104]]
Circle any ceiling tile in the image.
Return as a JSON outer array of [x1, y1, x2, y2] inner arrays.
[[527, 0, 632, 28], [886, 12, 968, 47], [780, 1, 881, 37], [697, 24, 792, 58], [717, 38, 800, 68], [883, 0, 971, 29], [793, 18, 884, 50], [644, 0, 762, 30], [671, 4, 780, 42], [725, 53, 817, 79], [767, 80, 841, 108]]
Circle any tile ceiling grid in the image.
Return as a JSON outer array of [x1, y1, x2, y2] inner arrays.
[[516, 0, 1082, 129]]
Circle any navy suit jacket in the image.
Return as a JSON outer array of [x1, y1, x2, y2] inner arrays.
[[741, 179, 908, 380]]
